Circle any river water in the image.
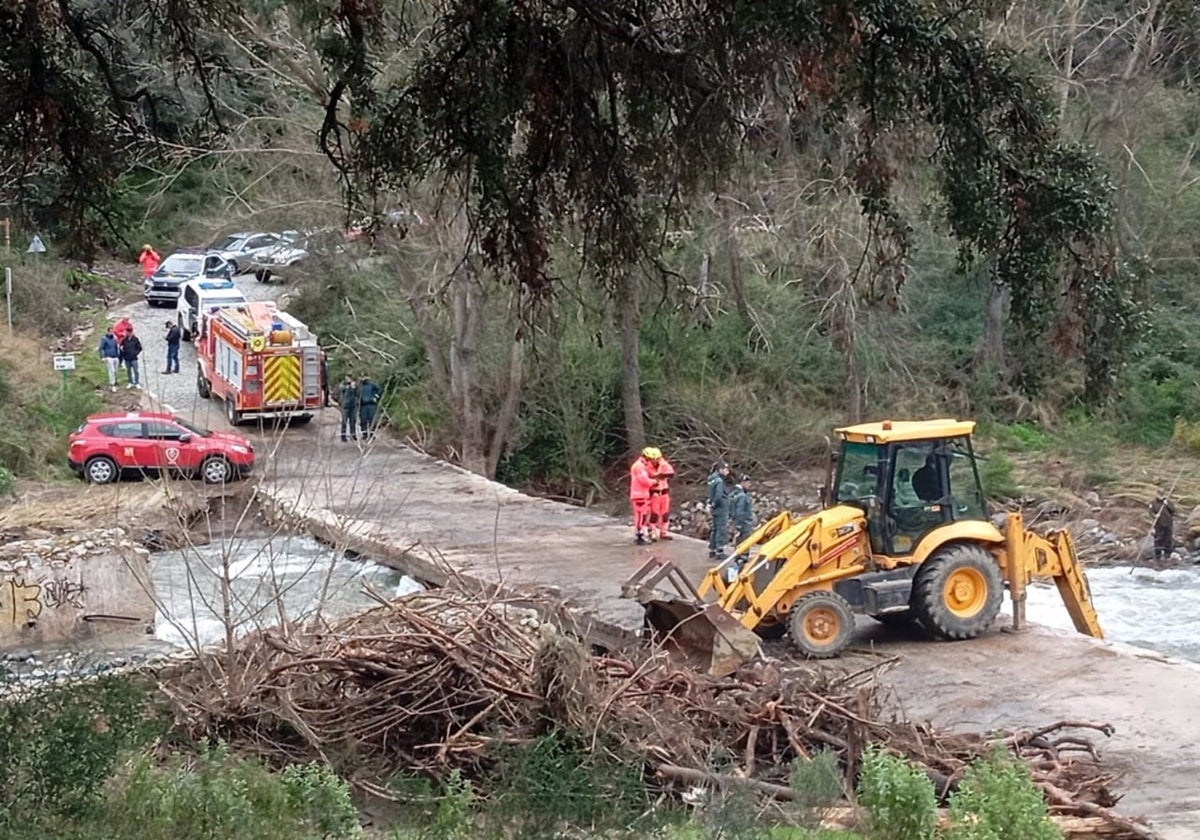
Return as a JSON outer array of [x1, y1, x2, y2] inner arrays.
[[152, 534, 423, 649], [1025, 565, 1200, 663]]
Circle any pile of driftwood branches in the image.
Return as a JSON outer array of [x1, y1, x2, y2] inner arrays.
[[161, 589, 1155, 839]]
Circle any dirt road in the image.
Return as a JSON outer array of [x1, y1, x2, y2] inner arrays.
[[110, 269, 285, 430]]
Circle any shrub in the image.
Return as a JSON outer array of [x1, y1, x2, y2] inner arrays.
[[943, 752, 1061, 840], [978, 453, 1020, 501], [855, 747, 937, 840], [97, 744, 360, 840], [0, 673, 170, 833], [486, 731, 650, 837], [789, 751, 845, 825]]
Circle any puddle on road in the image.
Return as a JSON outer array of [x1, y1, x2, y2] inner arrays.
[[1025, 565, 1200, 663], [153, 534, 424, 648]]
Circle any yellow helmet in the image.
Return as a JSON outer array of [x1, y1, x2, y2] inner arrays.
[[641, 446, 662, 460]]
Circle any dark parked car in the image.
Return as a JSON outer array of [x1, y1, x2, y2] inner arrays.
[[144, 251, 232, 307], [208, 232, 290, 275]]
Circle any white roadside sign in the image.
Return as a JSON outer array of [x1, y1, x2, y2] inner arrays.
[[53, 354, 76, 371]]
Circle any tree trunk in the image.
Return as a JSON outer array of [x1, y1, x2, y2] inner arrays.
[[449, 268, 487, 474], [977, 273, 1006, 370], [818, 236, 864, 423], [615, 269, 645, 454], [406, 280, 451, 394], [487, 287, 527, 478], [719, 197, 752, 323]]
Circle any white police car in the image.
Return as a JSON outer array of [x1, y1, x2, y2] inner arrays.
[[176, 278, 248, 342]]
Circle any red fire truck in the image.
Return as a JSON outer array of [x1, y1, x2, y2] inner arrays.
[[195, 301, 324, 426]]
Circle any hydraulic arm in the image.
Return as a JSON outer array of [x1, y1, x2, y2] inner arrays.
[[1001, 511, 1103, 639]]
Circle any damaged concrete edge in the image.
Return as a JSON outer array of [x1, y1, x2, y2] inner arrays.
[[252, 485, 637, 653]]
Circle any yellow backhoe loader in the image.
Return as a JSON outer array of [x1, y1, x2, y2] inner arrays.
[[622, 419, 1103, 675]]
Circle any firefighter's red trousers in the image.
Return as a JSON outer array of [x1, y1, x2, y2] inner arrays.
[[649, 490, 672, 536], [630, 496, 651, 537]]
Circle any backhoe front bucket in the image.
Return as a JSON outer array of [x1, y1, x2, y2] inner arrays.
[[622, 557, 762, 677]]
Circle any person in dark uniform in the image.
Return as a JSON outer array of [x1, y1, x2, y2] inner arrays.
[[729, 475, 755, 548], [1151, 489, 1177, 561], [339, 374, 359, 442], [707, 460, 731, 559], [358, 375, 381, 441]]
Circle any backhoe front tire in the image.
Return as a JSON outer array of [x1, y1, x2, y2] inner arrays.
[[912, 543, 1003, 640], [787, 592, 855, 659]]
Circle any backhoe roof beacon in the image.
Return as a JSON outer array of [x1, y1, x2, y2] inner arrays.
[[623, 418, 1102, 676]]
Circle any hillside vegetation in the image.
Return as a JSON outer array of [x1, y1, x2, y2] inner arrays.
[[1, 1, 1198, 507]]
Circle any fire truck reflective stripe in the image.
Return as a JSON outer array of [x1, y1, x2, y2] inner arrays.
[[263, 355, 301, 404]]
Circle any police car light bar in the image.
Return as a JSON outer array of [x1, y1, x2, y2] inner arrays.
[[197, 280, 236, 290]]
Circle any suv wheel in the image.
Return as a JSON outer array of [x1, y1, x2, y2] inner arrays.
[[201, 456, 233, 484], [84, 456, 119, 484]]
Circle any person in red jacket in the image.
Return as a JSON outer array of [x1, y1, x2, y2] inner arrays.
[[113, 316, 133, 345], [647, 450, 676, 540], [629, 447, 658, 545], [138, 244, 161, 278]]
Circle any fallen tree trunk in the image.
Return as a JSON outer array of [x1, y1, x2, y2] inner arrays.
[[818, 805, 1155, 839]]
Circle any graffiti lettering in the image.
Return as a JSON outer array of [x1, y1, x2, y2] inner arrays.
[[41, 577, 87, 610], [0, 578, 43, 625]]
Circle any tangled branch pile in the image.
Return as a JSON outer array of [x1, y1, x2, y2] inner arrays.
[[162, 589, 1151, 838]]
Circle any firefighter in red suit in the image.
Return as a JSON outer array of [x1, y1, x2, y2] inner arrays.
[[647, 450, 675, 540], [629, 447, 658, 545]]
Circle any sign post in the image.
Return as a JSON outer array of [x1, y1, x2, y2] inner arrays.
[[53, 353, 76, 392], [4, 267, 10, 335]]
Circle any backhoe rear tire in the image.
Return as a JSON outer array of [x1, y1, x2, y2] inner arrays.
[[912, 543, 1003, 640], [787, 592, 855, 659]]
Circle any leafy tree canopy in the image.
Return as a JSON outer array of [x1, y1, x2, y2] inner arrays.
[[0, 0, 1143, 394]]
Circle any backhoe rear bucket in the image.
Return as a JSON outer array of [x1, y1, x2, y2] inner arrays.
[[622, 557, 762, 677]]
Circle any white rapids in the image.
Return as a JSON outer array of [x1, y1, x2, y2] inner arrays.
[[1024, 565, 1200, 664], [151, 534, 424, 649]]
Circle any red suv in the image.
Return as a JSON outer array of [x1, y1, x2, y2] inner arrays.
[[68, 411, 255, 484]]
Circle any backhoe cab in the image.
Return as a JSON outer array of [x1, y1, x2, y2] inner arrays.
[[622, 419, 1103, 675]]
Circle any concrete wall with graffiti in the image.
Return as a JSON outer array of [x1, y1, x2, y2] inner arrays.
[[0, 528, 156, 647]]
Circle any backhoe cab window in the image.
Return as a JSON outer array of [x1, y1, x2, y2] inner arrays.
[[946, 436, 986, 519], [835, 442, 885, 503]]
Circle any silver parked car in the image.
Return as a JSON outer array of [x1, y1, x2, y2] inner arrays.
[[208, 232, 289, 275]]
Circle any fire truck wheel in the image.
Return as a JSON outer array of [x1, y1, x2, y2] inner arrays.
[[201, 457, 233, 484], [290, 414, 313, 426], [225, 400, 242, 426], [196, 372, 211, 399]]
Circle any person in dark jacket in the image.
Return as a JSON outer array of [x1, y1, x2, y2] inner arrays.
[[358, 375, 381, 441], [98, 328, 120, 392], [163, 320, 181, 374], [339, 374, 359, 442], [120, 327, 143, 388], [729, 475, 755, 549], [706, 460, 732, 559], [1151, 489, 1177, 561], [319, 353, 330, 407]]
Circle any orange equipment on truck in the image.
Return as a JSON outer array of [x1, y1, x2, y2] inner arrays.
[[195, 301, 323, 426]]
